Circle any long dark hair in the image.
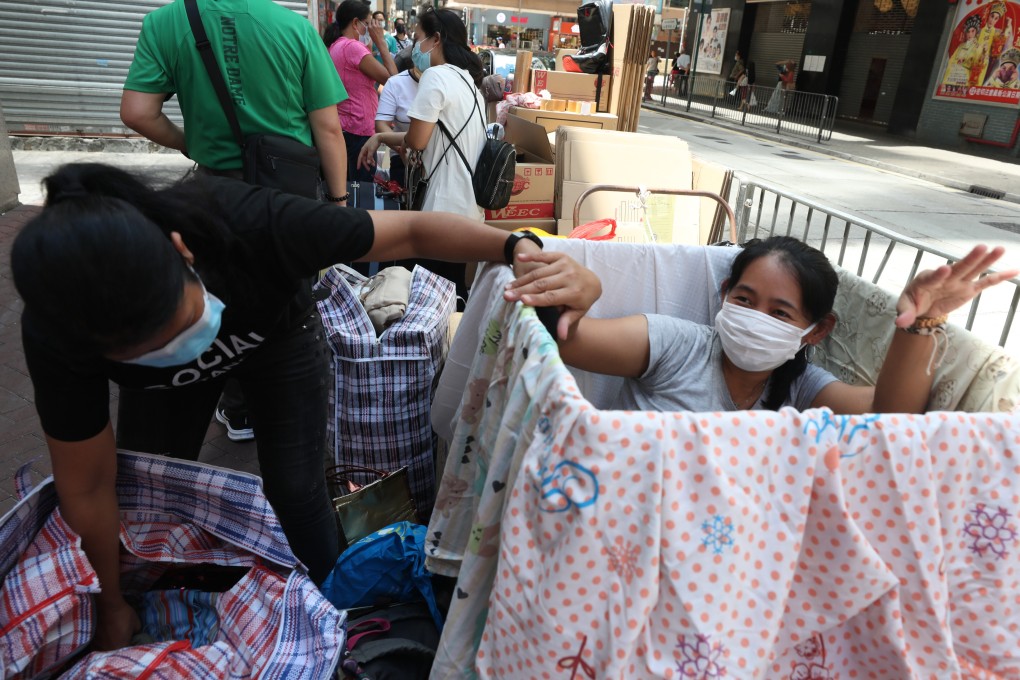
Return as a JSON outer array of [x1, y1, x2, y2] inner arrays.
[[419, 6, 484, 86], [11, 164, 235, 354], [322, 0, 370, 47], [724, 236, 838, 410]]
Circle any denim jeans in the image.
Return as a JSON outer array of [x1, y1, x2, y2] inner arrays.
[[117, 311, 338, 583], [343, 131, 376, 183]]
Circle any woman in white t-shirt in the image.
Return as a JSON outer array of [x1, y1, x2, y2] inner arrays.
[[375, 65, 420, 188], [358, 7, 486, 294]]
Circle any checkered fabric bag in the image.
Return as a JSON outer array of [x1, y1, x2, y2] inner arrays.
[[0, 452, 346, 680], [315, 266, 455, 518]]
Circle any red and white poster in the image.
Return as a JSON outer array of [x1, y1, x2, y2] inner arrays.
[[934, 0, 1020, 107]]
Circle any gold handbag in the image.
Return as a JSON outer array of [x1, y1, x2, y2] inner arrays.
[[327, 465, 418, 549]]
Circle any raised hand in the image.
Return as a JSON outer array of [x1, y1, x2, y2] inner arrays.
[[894, 244, 1018, 328]]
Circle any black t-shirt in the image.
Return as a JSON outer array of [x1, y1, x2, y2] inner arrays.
[[22, 178, 375, 442]]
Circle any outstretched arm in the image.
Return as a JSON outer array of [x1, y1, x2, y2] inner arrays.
[[814, 245, 1018, 414], [505, 251, 648, 378]]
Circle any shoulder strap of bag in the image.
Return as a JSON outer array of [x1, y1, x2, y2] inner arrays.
[[435, 69, 486, 177], [184, 0, 244, 148]]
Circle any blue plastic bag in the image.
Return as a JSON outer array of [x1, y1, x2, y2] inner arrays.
[[320, 522, 443, 629]]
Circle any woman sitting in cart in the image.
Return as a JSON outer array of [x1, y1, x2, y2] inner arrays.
[[11, 163, 599, 650], [508, 236, 1016, 414]]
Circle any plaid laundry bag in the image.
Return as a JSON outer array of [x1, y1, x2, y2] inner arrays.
[[0, 452, 345, 680], [315, 265, 455, 518]]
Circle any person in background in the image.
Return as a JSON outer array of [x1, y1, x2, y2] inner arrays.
[[674, 49, 691, 96], [375, 59, 420, 188], [765, 59, 796, 114], [14, 162, 598, 652], [323, 0, 398, 182], [497, 36, 506, 49], [121, 0, 350, 444], [357, 6, 487, 298], [393, 18, 414, 51], [644, 48, 659, 102], [370, 9, 400, 64], [728, 50, 745, 105]]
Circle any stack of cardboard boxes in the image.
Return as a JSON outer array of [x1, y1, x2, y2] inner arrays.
[[481, 4, 732, 242]]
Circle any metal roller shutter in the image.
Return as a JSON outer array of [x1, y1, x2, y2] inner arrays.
[[0, 0, 311, 136], [746, 0, 809, 89]]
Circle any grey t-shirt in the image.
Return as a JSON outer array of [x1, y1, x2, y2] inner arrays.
[[614, 314, 838, 412]]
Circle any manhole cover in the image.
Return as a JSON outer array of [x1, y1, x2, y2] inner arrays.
[[775, 152, 812, 160], [982, 221, 1020, 234]]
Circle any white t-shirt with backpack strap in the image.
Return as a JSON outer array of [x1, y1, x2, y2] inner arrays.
[[408, 63, 486, 220]]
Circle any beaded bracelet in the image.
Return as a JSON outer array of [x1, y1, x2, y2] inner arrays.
[[325, 192, 350, 203], [898, 317, 950, 375], [911, 314, 948, 328]]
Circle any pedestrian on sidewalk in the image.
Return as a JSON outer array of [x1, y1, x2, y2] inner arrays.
[[765, 59, 796, 115], [121, 0, 351, 445], [674, 50, 691, 96], [12, 162, 599, 652], [644, 48, 659, 102], [728, 50, 745, 105]]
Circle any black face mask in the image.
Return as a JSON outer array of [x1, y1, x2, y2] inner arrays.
[[395, 24, 405, 34]]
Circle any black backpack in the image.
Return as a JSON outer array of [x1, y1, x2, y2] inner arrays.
[[340, 602, 440, 680], [572, 0, 613, 75], [436, 70, 516, 211]]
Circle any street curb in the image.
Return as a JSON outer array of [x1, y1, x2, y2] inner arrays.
[[10, 136, 180, 155], [641, 103, 1020, 207]]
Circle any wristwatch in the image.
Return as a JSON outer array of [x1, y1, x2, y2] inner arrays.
[[504, 230, 544, 265]]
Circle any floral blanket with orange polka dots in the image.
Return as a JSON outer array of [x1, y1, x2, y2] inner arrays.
[[475, 406, 1019, 679], [426, 266, 1019, 679]]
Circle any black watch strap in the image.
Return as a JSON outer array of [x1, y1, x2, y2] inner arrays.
[[504, 230, 544, 265]]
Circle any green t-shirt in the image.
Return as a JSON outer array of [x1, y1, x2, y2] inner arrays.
[[125, 0, 348, 170]]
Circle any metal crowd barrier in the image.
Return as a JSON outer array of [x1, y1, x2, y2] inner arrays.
[[653, 74, 838, 144], [733, 179, 1020, 348]]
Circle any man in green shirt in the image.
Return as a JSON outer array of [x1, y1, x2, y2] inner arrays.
[[121, 0, 350, 204], [121, 0, 351, 449]]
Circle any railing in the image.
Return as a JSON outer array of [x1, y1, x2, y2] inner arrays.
[[733, 179, 1020, 349], [649, 74, 838, 144]]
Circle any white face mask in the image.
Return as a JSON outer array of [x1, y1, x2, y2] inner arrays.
[[358, 20, 373, 45], [714, 301, 816, 373]]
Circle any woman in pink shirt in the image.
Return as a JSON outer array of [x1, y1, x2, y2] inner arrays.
[[323, 0, 397, 183]]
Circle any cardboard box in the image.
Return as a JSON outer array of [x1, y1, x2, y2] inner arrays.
[[530, 70, 611, 111], [554, 126, 700, 244], [484, 114, 557, 222], [509, 106, 618, 134]]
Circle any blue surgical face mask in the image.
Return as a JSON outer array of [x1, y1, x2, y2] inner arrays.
[[124, 275, 225, 368], [412, 39, 434, 72]]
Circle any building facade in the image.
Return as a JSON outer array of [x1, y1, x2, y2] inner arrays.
[[677, 0, 1020, 158]]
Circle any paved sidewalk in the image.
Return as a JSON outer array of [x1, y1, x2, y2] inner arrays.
[[643, 100, 1020, 205]]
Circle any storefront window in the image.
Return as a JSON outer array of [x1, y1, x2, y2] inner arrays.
[[755, 1, 812, 35]]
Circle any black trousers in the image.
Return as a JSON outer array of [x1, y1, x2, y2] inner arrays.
[[116, 311, 338, 583]]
